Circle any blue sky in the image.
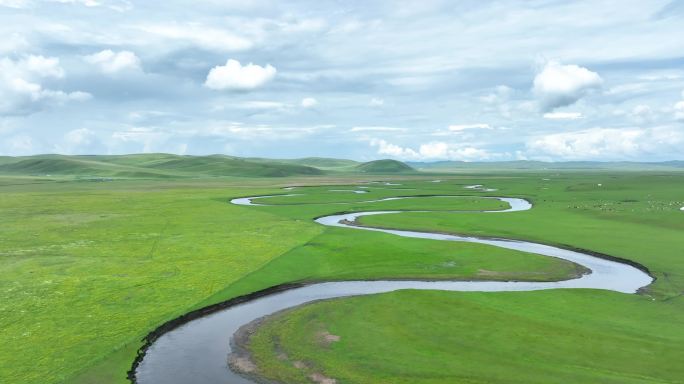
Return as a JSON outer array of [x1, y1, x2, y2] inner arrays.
[[1, 0, 683, 161]]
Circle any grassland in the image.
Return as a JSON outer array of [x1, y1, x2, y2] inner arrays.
[[0, 172, 580, 384], [0, 178, 322, 383], [234, 173, 684, 384], [1, 166, 682, 384], [248, 290, 684, 384]]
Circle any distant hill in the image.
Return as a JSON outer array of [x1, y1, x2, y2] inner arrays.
[[355, 159, 414, 173], [0, 154, 323, 178], [1, 155, 682, 178], [408, 160, 684, 171], [280, 157, 359, 169], [247, 157, 359, 170], [141, 155, 323, 177]]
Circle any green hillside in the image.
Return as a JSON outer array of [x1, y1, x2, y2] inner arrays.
[[0, 156, 166, 178], [145, 155, 324, 177], [0, 154, 323, 178], [355, 159, 414, 173], [280, 157, 359, 169]]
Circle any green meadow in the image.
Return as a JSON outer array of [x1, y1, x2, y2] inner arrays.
[[0, 157, 682, 384], [237, 173, 684, 384]]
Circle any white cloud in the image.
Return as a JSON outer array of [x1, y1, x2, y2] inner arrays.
[[204, 59, 276, 91], [85, 50, 140, 73], [675, 92, 684, 121], [351, 126, 406, 132], [479, 85, 517, 118], [49, 0, 102, 7], [301, 97, 318, 108], [53, 127, 99, 154], [0, 55, 90, 115], [64, 128, 95, 146], [0, 0, 28, 8], [675, 101, 684, 121], [3, 0, 132, 11], [526, 126, 684, 160], [370, 139, 492, 161], [480, 85, 512, 103], [626, 104, 659, 124], [237, 101, 287, 110], [543, 112, 583, 120], [137, 23, 252, 52], [24, 55, 65, 78], [370, 139, 418, 158], [419, 142, 491, 160], [194, 121, 323, 141], [418, 142, 448, 158], [369, 97, 384, 107], [110, 126, 169, 153], [2, 134, 34, 155], [448, 123, 491, 131], [0, 33, 29, 55], [533, 60, 602, 112]]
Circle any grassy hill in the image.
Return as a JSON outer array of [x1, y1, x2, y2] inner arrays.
[[145, 155, 323, 177], [0, 154, 323, 178], [3, 155, 680, 178], [278, 157, 359, 170], [355, 159, 414, 173]]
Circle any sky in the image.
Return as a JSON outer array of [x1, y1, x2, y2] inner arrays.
[[1, 0, 683, 162]]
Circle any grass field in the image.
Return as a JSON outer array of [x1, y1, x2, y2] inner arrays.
[[234, 173, 684, 384], [248, 290, 684, 384], [1, 168, 682, 384]]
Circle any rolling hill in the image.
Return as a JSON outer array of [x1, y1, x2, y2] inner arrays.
[[0, 154, 323, 178], [408, 160, 684, 171], [2, 155, 682, 179], [355, 159, 415, 173]]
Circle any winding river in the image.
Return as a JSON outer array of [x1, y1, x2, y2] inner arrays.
[[133, 192, 652, 384]]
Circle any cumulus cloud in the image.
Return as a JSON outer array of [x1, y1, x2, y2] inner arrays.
[[301, 97, 318, 108], [24, 55, 65, 78], [533, 61, 602, 112], [85, 50, 141, 73], [370, 139, 492, 161], [204, 59, 276, 91], [370, 139, 418, 158], [0, 55, 91, 115], [526, 126, 684, 160], [543, 112, 583, 120]]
